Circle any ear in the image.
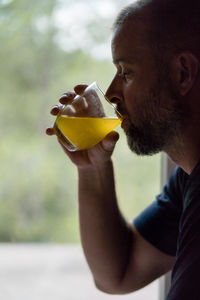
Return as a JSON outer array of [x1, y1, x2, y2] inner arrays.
[[171, 52, 199, 96]]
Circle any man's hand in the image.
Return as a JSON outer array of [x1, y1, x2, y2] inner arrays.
[[45, 84, 175, 295], [46, 84, 119, 168]]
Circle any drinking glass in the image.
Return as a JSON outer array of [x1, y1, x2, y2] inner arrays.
[[53, 82, 122, 152]]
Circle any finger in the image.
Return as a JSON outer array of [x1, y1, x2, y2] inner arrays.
[[59, 91, 76, 105], [101, 131, 120, 152], [61, 104, 76, 116], [46, 127, 55, 135], [72, 96, 88, 112], [50, 103, 64, 115], [74, 84, 88, 95]]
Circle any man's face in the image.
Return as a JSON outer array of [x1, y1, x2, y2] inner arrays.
[[106, 21, 186, 155]]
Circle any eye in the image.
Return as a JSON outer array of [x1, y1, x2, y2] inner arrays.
[[118, 70, 132, 82]]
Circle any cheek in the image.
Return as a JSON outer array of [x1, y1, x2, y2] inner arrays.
[[123, 74, 153, 109], [124, 86, 139, 112], [124, 88, 148, 122]]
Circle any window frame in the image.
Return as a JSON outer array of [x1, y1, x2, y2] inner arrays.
[[159, 153, 176, 299]]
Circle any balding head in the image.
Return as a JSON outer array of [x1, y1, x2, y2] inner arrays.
[[113, 0, 200, 61]]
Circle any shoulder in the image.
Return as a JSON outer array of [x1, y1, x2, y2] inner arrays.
[[166, 166, 188, 195], [133, 166, 187, 256]]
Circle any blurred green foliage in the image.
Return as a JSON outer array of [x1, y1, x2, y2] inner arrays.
[[0, 0, 161, 243]]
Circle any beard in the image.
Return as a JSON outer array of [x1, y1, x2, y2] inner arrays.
[[122, 83, 188, 156]]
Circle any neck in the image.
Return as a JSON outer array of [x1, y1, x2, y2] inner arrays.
[[166, 149, 199, 175], [165, 118, 200, 175]]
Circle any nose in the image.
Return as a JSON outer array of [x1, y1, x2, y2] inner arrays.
[[105, 75, 123, 105]]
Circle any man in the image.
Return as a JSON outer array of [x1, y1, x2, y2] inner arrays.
[[46, 0, 200, 298]]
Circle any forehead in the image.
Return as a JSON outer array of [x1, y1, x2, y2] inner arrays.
[[111, 20, 151, 63]]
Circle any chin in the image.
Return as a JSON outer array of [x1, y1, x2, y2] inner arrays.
[[125, 123, 165, 156], [127, 136, 161, 156]]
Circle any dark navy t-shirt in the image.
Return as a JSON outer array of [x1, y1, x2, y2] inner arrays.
[[134, 160, 200, 299]]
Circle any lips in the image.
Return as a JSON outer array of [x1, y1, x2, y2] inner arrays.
[[115, 106, 130, 130]]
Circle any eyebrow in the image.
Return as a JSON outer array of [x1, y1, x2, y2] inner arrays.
[[113, 58, 135, 65]]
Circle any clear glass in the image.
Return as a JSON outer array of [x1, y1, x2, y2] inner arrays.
[[54, 82, 122, 151]]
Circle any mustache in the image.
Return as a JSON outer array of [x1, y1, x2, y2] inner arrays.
[[116, 104, 128, 118]]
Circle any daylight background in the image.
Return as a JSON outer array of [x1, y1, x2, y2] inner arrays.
[[0, 0, 160, 298]]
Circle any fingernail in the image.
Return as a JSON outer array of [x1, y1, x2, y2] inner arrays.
[[46, 128, 53, 135], [51, 107, 59, 115]]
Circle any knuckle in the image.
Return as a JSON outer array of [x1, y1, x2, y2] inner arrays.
[[52, 103, 61, 110], [59, 92, 75, 104], [62, 104, 76, 116], [60, 91, 75, 99], [51, 103, 64, 114]]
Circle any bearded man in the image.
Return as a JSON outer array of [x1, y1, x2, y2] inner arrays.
[[46, 0, 200, 298]]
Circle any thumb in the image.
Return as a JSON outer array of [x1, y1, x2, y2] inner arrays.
[[101, 131, 120, 152]]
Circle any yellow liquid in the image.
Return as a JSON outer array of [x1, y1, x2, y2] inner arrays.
[[54, 116, 121, 151]]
